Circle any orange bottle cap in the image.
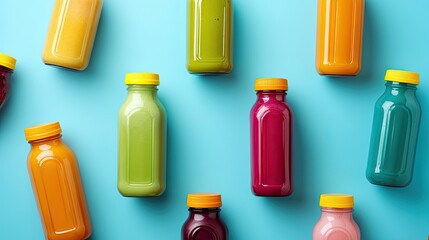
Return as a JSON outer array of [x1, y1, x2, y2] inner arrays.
[[255, 78, 288, 91], [187, 193, 222, 208], [24, 122, 62, 142]]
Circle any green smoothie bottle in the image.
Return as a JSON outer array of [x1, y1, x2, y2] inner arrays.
[[366, 70, 421, 187], [187, 0, 233, 74], [118, 73, 166, 196]]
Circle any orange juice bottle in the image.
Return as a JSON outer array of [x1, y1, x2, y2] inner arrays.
[[25, 122, 92, 240], [42, 0, 103, 70], [315, 0, 364, 76]]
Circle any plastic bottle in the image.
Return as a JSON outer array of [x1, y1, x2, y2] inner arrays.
[[182, 193, 228, 240], [315, 0, 364, 76], [118, 73, 167, 197], [42, 0, 103, 70], [366, 70, 421, 187], [250, 78, 292, 196], [187, 0, 233, 74], [0, 53, 16, 109], [313, 194, 360, 240], [25, 122, 92, 240]]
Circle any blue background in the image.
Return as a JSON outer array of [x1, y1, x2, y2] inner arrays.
[[0, 0, 428, 239]]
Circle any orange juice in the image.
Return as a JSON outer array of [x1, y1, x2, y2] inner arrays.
[[42, 0, 103, 70], [316, 0, 364, 76], [25, 122, 92, 240]]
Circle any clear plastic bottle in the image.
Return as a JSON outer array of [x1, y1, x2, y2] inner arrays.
[[0, 53, 16, 109], [366, 70, 421, 187], [313, 194, 360, 240], [187, 0, 233, 73], [25, 122, 92, 240], [118, 73, 167, 197], [42, 0, 103, 70], [250, 78, 292, 196], [182, 193, 228, 240], [315, 0, 364, 76]]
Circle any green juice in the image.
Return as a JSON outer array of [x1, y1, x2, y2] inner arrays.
[[187, 0, 233, 73], [118, 74, 166, 197]]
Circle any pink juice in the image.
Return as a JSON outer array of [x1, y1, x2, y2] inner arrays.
[[313, 194, 360, 240], [250, 78, 292, 196]]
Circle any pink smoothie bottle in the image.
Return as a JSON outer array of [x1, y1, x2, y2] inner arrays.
[[313, 194, 360, 240], [250, 78, 292, 196]]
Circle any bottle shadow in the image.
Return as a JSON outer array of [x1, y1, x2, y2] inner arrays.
[[323, 2, 379, 88]]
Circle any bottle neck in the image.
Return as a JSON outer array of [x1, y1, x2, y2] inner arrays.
[[321, 207, 353, 218], [256, 90, 286, 102], [28, 134, 63, 146], [127, 85, 158, 98], [0, 66, 13, 81], [385, 81, 417, 91], [0, 65, 13, 74], [188, 208, 221, 219]]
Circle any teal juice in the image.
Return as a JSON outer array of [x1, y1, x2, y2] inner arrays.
[[366, 70, 421, 187]]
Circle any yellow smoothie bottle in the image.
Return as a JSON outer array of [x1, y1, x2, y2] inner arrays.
[[25, 122, 92, 240], [42, 0, 103, 70]]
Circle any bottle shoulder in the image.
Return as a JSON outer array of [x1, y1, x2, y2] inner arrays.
[[251, 100, 292, 119], [374, 93, 421, 114], [313, 215, 360, 239], [119, 97, 166, 118], [27, 142, 76, 164], [182, 217, 227, 237]]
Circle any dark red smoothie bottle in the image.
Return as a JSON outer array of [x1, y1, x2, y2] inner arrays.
[[0, 53, 16, 110], [182, 193, 228, 240], [250, 78, 293, 196]]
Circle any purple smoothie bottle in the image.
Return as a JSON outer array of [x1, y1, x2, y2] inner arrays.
[[250, 78, 292, 196], [182, 193, 228, 240]]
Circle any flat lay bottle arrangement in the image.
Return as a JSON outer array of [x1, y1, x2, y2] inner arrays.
[[1, 0, 426, 238], [42, 0, 103, 70], [0, 53, 16, 109], [25, 122, 92, 240], [366, 70, 421, 187], [182, 193, 228, 240], [250, 78, 292, 196], [118, 73, 167, 197], [313, 194, 360, 240]]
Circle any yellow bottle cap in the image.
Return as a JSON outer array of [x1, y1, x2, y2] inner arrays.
[[24, 122, 62, 142], [385, 69, 419, 85], [0, 53, 16, 70], [320, 194, 354, 209], [255, 78, 288, 91], [125, 72, 159, 85], [187, 193, 222, 208]]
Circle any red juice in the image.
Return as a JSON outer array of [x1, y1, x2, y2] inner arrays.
[[250, 78, 292, 196], [182, 193, 228, 240]]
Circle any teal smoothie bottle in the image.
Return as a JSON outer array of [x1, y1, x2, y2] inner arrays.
[[366, 70, 421, 187], [118, 73, 167, 196]]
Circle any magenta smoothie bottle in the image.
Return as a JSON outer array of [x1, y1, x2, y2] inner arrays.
[[250, 78, 292, 196], [182, 193, 228, 240], [313, 194, 360, 240]]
